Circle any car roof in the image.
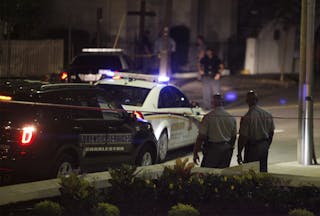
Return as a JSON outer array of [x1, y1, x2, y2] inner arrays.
[[96, 78, 167, 89], [0, 79, 47, 95], [39, 83, 97, 92]]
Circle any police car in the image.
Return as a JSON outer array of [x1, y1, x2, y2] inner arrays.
[[0, 82, 157, 183], [61, 48, 133, 82], [96, 76, 205, 162]]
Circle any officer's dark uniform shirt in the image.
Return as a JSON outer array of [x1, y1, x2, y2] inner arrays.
[[200, 56, 221, 77]]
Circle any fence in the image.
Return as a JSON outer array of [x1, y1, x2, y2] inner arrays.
[[0, 40, 64, 78]]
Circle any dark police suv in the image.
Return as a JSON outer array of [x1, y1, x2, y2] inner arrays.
[[0, 81, 157, 183], [62, 48, 133, 83]]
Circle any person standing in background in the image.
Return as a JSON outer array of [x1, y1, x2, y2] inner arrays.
[[154, 27, 176, 76], [199, 48, 224, 110]]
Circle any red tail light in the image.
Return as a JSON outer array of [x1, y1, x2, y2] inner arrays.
[[19, 126, 36, 146], [60, 72, 68, 80], [133, 111, 144, 120]]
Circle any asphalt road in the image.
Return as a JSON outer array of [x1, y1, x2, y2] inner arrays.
[[163, 78, 320, 167]]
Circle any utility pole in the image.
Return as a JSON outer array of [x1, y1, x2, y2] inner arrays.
[[297, 0, 316, 165], [159, 0, 173, 79]]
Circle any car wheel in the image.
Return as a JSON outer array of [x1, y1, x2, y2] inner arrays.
[[158, 131, 168, 162], [54, 154, 76, 178], [137, 145, 155, 166]]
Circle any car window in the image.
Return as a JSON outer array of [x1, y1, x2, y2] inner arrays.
[[38, 91, 77, 105], [95, 92, 124, 120], [158, 86, 190, 108], [98, 84, 150, 107], [38, 90, 102, 119], [37, 91, 75, 120], [71, 55, 122, 71], [169, 87, 191, 108], [158, 87, 174, 108]]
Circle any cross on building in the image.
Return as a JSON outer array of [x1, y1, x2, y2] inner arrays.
[[127, 0, 156, 39]]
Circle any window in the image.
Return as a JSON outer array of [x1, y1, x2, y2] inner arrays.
[[158, 87, 173, 108], [38, 91, 76, 105], [170, 87, 190, 108], [158, 87, 190, 108], [71, 55, 123, 71], [98, 85, 150, 107], [95, 92, 124, 120], [37, 91, 74, 120]]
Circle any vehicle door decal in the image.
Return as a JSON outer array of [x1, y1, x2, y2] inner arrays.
[[80, 133, 132, 156], [80, 133, 132, 146]]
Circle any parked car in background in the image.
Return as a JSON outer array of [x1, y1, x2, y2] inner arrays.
[[0, 82, 156, 184], [61, 48, 134, 83], [96, 77, 204, 162]]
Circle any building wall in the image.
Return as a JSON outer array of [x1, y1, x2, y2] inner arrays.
[[255, 22, 297, 74], [46, 0, 237, 70], [48, 0, 128, 46]]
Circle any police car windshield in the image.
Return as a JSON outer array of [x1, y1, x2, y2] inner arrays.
[[72, 55, 122, 70], [98, 84, 150, 107]]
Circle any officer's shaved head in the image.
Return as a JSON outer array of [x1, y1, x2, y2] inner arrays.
[[246, 90, 258, 107], [212, 93, 224, 107]]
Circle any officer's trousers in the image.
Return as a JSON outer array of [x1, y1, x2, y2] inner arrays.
[[201, 142, 233, 168], [244, 140, 270, 172], [202, 76, 220, 110]]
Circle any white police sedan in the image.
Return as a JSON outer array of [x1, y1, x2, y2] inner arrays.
[[96, 76, 204, 162]]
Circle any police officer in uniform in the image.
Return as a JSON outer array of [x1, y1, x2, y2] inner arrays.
[[237, 90, 275, 172], [193, 94, 237, 168]]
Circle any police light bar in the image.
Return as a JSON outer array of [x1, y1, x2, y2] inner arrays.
[[98, 69, 115, 77], [82, 48, 123, 53]]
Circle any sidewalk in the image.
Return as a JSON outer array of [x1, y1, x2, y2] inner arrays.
[[269, 161, 320, 178]]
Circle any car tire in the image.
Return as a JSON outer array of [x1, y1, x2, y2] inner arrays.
[[136, 145, 155, 166], [158, 130, 168, 162], [54, 154, 76, 178]]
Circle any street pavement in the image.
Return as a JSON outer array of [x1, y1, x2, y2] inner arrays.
[[167, 75, 320, 177]]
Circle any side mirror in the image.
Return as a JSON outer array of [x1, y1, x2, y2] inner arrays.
[[190, 101, 200, 108]]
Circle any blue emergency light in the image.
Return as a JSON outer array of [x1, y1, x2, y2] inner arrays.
[[158, 76, 170, 83], [98, 69, 115, 77]]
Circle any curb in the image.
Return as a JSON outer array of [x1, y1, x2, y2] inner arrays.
[[3, 161, 320, 206]]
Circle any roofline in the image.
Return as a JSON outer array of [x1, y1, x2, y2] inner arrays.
[[40, 83, 95, 91]]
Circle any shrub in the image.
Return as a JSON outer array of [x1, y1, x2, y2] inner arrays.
[[33, 200, 62, 216], [59, 172, 99, 216], [94, 202, 120, 216], [157, 158, 197, 206], [168, 203, 200, 216], [106, 164, 157, 215], [107, 164, 139, 204], [161, 158, 195, 182], [288, 209, 315, 216]]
